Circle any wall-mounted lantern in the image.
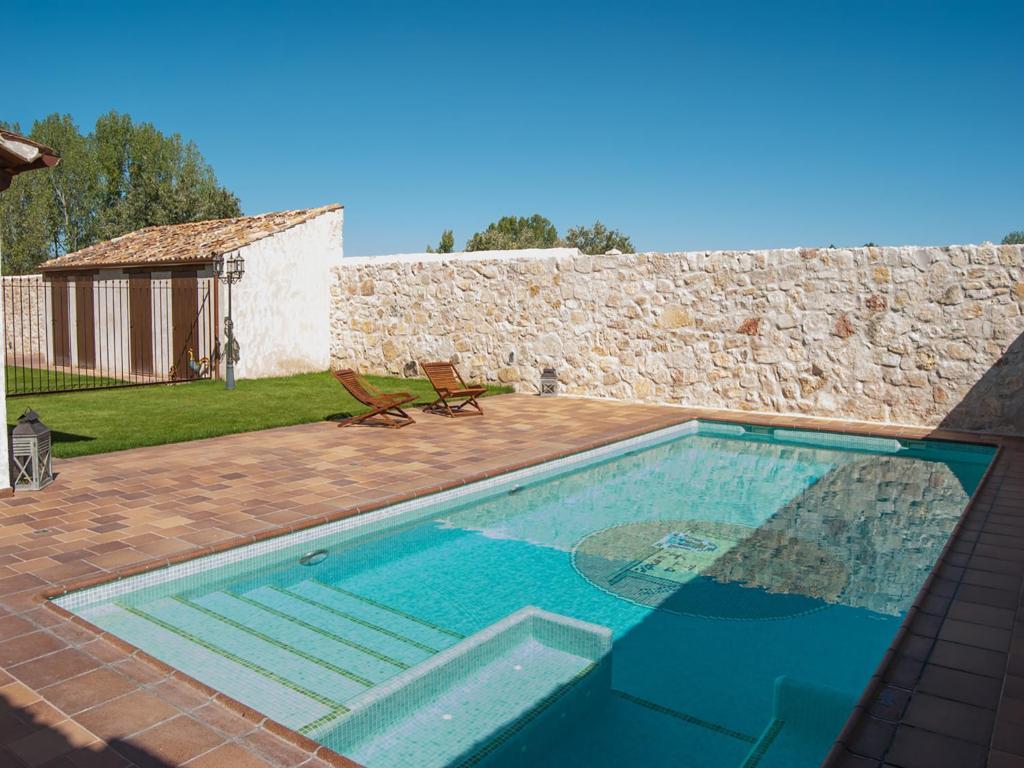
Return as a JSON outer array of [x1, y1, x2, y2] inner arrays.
[[11, 409, 53, 491], [540, 367, 558, 396]]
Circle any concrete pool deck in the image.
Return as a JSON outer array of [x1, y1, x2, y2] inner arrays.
[[0, 394, 1021, 767]]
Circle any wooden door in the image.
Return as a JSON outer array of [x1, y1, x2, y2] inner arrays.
[[50, 279, 71, 367], [171, 273, 199, 379], [129, 274, 153, 375], [75, 277, 96, 369]]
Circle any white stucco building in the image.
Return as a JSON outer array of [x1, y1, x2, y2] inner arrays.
[[36, 204, 344, 382]]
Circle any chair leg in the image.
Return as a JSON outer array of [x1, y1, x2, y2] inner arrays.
[[341, 404, 415, 428], [384, 405, 415, 427], [341, 406, 384, 427], [423, 396, 453, 417], [447, 395, 483, 416]]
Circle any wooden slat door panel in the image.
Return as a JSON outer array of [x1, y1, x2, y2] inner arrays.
[[129, 274, 153, 375], [51, 279, 71, 367], [75, 277, 96, 369], [171, 274, 199, 380]]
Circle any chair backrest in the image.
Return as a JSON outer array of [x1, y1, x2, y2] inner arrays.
[[332, 369, 378, 406], [421, 361, 464, 392]]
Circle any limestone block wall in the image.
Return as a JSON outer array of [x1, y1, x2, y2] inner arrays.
[[330, 244, 1024, 434], [1, 274, 47, 365]]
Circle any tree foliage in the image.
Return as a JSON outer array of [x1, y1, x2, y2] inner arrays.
[[465, 214, 560, 251], [1002, 231, 1024, 245], [0, 112, 240, 274], [426, 229, 455, 253], [463, 214, 635, 254], [564, 220, 634, 254]]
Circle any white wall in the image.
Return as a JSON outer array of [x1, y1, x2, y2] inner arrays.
[[0, 267, 9, 492], [228, 208, 343, 379]]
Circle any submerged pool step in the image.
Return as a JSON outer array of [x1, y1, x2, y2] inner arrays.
[[290, 580, 465, 651], [193, 591, 405, 685], [240, 584, 445, 668], [85, 602, 338, 731], [141, 597, 369, 702], [311, 606, 612, 768], [80, 583, 469, 736]]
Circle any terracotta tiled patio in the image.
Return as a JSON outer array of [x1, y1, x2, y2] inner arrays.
[[0, 393, 1022, 768]]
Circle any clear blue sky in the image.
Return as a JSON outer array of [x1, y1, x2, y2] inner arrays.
[[7, 0, 1023, 255]]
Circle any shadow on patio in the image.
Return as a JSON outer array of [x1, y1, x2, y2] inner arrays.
[[1, 687, 174, 768]]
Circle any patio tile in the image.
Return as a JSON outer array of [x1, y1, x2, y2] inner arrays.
[[10, 648, 101, 690], [117, 715, 224, 766], [937, 618, 1012, 652], [184, 742, 275, 768], [0, 631, 65, 667], [923, 640, 1007, 679], [6, 717, 98, 767], [845, 715, 897, 758], [37, 669, 137, 717], [915, 664, 1003, 710], [75, 691, 178, 740], [885, 725, 986, 768], [901, 693, 994, 745]]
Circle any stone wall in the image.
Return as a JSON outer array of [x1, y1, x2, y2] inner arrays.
[[330, 244, 1024, 434], [1, 274, 47, 365]]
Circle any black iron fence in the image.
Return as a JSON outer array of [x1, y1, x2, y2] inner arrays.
[[2, 275, 218, 396]]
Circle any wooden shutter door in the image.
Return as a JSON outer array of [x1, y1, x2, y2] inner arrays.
[[75, 277, 96, 369], [171, 273, 199, 380], [129, 274, 153, 375], [51, 279, 71, 367]]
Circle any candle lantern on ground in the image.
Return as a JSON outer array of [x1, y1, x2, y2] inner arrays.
[[11, 409, 53, 491], [540, 367, 558, 396]]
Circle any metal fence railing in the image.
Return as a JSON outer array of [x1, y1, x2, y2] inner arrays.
[[2, 275, 217, 396]]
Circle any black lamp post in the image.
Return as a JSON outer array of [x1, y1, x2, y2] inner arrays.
[[212, 252, 245, 390]]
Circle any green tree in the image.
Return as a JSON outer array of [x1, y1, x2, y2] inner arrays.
[[0, 111, 240, 274], [465, 214, 560, 251], [1002, 231, 1024, 245], [426, 229, 455, 253], [564, 220, 634, 254]]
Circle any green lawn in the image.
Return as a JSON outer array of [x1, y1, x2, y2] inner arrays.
[[5, 364, 126, 395], [5, 371, 512, 459]]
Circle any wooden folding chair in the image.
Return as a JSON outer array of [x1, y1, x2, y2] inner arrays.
[[420, 361, 487, 417], [332, 369, 416, 428]]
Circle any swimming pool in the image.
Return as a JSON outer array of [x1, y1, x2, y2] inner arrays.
[[54, 420, 995, 767]]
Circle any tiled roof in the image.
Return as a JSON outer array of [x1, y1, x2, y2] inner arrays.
[[39, 204, 342, 272], [1, 129, 60, 191]]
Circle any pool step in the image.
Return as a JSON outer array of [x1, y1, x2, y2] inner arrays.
[[741, 676, 857, 768], [81, 581, 465, 735], [310, 606, 612, 768]]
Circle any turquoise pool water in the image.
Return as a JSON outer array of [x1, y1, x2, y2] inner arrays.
[[56, 421, 994, 767]]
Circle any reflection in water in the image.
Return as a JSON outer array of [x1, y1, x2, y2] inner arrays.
[[443, 436, 973, 618], [755, 455, 969, 615], [572, 519, 847, 619]]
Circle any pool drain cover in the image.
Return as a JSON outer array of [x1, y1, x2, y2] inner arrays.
[[571, 520, 848, 620]]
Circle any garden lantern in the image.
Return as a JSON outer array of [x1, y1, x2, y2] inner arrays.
[[212, 252, 245, 390], [540, 367, 558, 396], [10, 409, 53, 491]]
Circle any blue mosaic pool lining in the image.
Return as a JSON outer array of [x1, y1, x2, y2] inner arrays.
[[53, 420, 702, 612], [53, 418, 993, 616]]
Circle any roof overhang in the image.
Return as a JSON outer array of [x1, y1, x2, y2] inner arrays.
[[0, 130, 60, 191], [39, 259, 214, 275]]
